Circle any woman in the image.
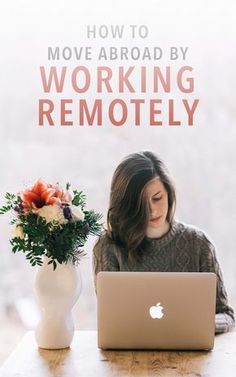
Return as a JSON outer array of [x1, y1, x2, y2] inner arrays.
[[93, 151, 235, 333]]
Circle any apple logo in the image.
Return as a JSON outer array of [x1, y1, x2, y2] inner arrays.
[[149, 302, 164, 319]]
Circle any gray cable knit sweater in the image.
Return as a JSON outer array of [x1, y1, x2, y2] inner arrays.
[[92, 220, 235, 334]]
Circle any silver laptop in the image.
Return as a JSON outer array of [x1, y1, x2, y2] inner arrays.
[[97, 271, 216, 350]]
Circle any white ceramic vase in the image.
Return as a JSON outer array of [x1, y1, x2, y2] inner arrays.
[[34, 256, 82, 349]]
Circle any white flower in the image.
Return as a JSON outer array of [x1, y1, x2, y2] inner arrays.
[[71, 205, 85, 221], [12, 224, 24, 239], [37, 204, 68, 225]]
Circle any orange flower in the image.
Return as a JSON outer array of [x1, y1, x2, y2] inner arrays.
[[21, 180, 62, 209], [48, 184, 72, 203]]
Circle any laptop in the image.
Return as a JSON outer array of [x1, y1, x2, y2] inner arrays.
[[97, 271, 216, 350]]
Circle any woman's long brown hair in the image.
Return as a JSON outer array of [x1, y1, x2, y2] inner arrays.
[[107, 151, 176, 264]]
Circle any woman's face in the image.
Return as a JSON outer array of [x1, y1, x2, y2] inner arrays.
[[145, 178, 169, 230]]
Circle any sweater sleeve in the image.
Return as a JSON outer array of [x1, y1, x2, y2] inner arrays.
[[92, 232, 120, 293], [199, 232, 235, 333]]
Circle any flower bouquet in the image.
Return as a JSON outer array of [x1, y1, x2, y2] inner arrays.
[[0, 179, 102, 269]]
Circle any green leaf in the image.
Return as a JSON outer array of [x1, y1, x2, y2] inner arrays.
[[0, 204, 12, 214], [10, 218, 18, 225], [72, 191, 86, 207], [5, 193, 16, 201]]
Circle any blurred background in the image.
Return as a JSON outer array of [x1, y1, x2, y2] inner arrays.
[[0, 0, 236, 365]]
